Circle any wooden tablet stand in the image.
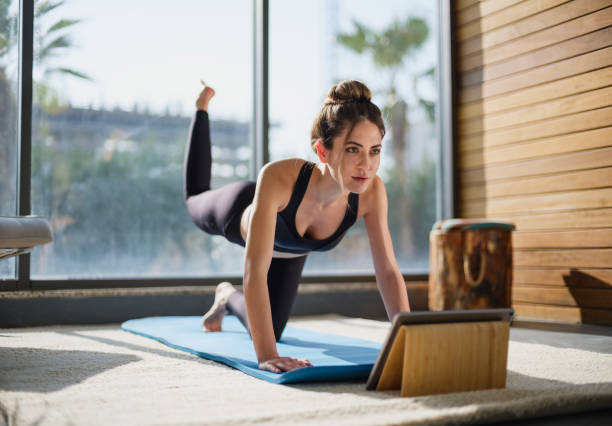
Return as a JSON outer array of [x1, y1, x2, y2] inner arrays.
[[375, 321, 510, 397]]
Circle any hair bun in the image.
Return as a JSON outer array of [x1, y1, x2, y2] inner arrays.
[[324, 80, 372, 105]]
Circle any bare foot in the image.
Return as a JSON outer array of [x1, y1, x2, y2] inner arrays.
[[202, 282, 236, 332], [196, 83, 215, 111]]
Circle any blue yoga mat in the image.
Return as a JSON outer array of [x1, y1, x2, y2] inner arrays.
[[122, 316, 381, 384]]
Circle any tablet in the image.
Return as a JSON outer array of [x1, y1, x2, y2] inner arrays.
[[365, 308, 514, 390]]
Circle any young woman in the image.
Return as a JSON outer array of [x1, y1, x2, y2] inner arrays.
[[184, 80, 410, 374]]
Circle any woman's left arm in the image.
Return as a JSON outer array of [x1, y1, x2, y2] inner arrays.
[[363, 176, 411, 320]]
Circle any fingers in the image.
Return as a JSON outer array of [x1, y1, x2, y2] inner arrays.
[[259, 357, 312, 374]]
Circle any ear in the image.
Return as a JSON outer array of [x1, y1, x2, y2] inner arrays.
[[315, 139, 329, 163]]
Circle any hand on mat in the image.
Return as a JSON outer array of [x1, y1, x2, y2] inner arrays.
[[259, 357, 312, 374]]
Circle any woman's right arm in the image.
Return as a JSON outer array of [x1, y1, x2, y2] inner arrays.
[[243, 163, 311, 373]]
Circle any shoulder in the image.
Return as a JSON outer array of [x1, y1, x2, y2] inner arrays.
[[359, 175, 387, 218], [255, 158, 309, 210], [257, 158, 308, 188], [259, 158, 308, 177]]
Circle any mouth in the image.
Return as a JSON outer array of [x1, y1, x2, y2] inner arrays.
[[352, 176, 369, 183]]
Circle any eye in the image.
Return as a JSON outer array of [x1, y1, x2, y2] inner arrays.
[[346, 147, 359, 153], [370, 148, 381, 155]]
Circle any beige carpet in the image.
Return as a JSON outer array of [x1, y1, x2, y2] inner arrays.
[[1, 315, 611, 426]]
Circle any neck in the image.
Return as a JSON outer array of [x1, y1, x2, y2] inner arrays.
[[312, 162, 347, 206]]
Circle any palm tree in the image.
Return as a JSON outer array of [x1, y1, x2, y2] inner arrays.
[[33, 0, 91, 109], [337, 16, 428, 169], [337, 16, 430, 257], [0, 0, 89, 223]]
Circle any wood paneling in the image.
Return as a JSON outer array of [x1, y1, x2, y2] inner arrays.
[[456, 1, 612, 324], [462, 167, 612, 201], [513, 228, 612, 248], [461, 27, 612, 88], [514, 249, 612, 268], [460, 46, 612, 103], [457, 0, 569, 42], [459, 0, 610, 57], [459, 107, 612, 152], [460, 127, 612, 169], [459, 86, 612, 136], [457, 0, 525, 26], [513, 268, 612, 287], [513, 303, 612, 324], [461, 147, 612, 183], [459, 6, 612, 71], [461, 187, 612, 216], [513, 285, 612, 309], [460, 65, 612, 120], [457, 0, 481, 12], [464, 208, 612, 231]]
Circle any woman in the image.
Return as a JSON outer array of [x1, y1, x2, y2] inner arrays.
[[184, 80, 410, 374]]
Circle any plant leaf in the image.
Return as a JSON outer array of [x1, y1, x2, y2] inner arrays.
[[38, 34, 71, 59], [47, 67, 92, 81], [48, 18, 80, 33], [336, 20, 371, 54], [35, 0, 66, 19]]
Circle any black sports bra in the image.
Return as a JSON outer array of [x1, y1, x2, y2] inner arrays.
[[273, 161, 359, 254]]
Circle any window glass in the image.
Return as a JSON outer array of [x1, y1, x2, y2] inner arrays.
[[269, 0, 439, 274], [0, 0, 19, 279], [31, 0, 253, 278]]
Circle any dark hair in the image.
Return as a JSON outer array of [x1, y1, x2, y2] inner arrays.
[[310, 80, 385, 153]]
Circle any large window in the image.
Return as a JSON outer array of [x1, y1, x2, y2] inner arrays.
[[2, 0, 444, 285], [269, 0, 439, 274], [0, 0, 19, 279], [30, 0, 252, 278]]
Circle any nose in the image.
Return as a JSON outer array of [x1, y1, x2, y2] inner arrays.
[[357, 152, 372, 171]]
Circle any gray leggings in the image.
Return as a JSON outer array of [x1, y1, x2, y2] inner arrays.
[[184, 110, 307, 341]]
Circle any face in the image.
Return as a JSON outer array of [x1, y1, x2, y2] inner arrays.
[[321, 119, 383, 194]]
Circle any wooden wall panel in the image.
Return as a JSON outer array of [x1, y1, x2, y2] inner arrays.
[[460, 127, 612, 169], [455, 0, 612, 324], [459, 0, 611, 57], [461, 65, 612, 120], [461, 147, 612, 183], [473, 208, 612, 231], [460, 47, 612, 103], [462, 168, 612, 200], [460, 107, 612, 151], [459, 6, 612, 71], [457, 0, 569, 41], [461, 26, 612, 87]]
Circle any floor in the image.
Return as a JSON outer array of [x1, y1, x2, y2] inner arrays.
[[1, 317, 611, 425], [488, 320, 612, 426]]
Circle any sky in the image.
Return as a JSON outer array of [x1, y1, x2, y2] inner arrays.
[[33, 1, 437, 109], [29, 0, 439, 162]]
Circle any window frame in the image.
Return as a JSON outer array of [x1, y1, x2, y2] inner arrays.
[[1, 0, 453, 292]]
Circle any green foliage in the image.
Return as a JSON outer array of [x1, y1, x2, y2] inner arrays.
[[0, 0, 16, 57], [47, 17, 80, 33], [384, 158, 437, 257], [337, 17, 428, 69], [34, 2, 90, 82], [30, 115, 214, 275], [35, 0, 66, 18]]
